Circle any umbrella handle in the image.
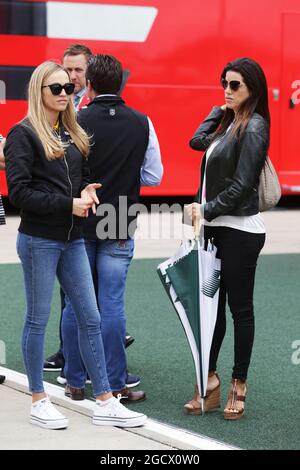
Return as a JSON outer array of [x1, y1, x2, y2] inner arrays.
[[192, 206, 200, 240]]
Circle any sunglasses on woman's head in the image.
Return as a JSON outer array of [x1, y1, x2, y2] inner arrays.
[[42, 83, 75, 96], [221, 79, 242, 91]]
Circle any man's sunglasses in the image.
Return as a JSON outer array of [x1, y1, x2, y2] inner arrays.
[[42, 83, 75, 96], [221, 79, 242, 91]]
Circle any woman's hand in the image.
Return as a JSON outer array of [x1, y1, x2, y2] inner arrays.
[[72, 197, 94, 218], [184, 203, 203, 237], [184, 202, 202, 223], [81, 183, 101, 214]]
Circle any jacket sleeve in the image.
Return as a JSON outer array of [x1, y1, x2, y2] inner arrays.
[[4, 126, 73, 215], [204, 127, 268, 221], [77, 111, 92, 192], [189, 107, 224, 151], [140, 117, 163, 186], [80, 156, 91, 192]]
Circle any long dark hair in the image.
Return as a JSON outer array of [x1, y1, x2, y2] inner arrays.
[[215, 57, 270, 140]]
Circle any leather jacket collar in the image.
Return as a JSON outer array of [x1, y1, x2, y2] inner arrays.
[[190, 107, 270, 221]]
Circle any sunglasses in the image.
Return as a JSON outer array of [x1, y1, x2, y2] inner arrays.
[[221, 79, 243, 91], [42, 83, 75, 96]]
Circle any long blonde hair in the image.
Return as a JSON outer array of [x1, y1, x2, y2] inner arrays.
[[27, 61, 90, 160]]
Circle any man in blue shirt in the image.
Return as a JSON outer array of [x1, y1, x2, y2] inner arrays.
[[63, 43, 92, 111]]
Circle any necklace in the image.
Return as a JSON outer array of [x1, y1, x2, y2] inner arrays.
[[52, 120, 62, 141]]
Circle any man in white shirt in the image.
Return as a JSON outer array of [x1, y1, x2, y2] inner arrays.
[[61, 54, 163, 401]]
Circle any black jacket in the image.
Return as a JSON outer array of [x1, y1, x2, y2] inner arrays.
[[4, 120, 90, 241], [190, 107, 269, 221], [78, 95, 149, 239]]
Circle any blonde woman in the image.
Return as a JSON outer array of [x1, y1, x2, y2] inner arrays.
[[4, 61, 146, 430]]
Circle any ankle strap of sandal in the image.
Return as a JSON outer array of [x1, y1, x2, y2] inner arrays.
[[229, 379, 247, 404]]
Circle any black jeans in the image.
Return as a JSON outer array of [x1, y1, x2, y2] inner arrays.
[[204, 226, 265, 381]]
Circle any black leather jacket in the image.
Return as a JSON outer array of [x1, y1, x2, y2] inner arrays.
[[5, 120, 90, 241], [190, 107, 270, 222]]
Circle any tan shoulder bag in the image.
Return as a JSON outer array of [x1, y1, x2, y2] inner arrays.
[[258, 156, 281, 212]]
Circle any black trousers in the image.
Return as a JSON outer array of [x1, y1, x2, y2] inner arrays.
[[204, 225, 265, 381]]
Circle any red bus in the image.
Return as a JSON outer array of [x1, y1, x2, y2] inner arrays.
[[1, 0, 300, 196]]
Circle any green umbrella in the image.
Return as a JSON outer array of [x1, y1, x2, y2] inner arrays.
[[158, 238, 220, 414]]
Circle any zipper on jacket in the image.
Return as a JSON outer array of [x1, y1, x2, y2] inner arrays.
[[64, 155, 74, 240]]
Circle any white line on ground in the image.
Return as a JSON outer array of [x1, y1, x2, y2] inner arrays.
[[0, 366, 238, 450]]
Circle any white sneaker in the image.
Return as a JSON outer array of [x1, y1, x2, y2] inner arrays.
[[30, 397, 68, 430], [57, 374, 91, 386], [93, 395, 147, 428], [56, 375, 67, 385]]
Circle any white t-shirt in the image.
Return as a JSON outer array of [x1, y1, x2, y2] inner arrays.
[[202, 132, 265, 234]]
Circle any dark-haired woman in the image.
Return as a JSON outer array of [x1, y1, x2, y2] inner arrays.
[[185, 58, 269, 420]]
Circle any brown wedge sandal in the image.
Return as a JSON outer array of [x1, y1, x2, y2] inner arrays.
[[223, 379, 247, 421], [184, 372, 221, 415]]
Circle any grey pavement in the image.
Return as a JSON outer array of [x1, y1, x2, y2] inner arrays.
[[0, 385, 173, 451], [0, 368, 234, 450]]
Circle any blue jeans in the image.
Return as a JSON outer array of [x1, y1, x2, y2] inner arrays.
[[62, 239, 134, 390], [17, 233, 111, 396]]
